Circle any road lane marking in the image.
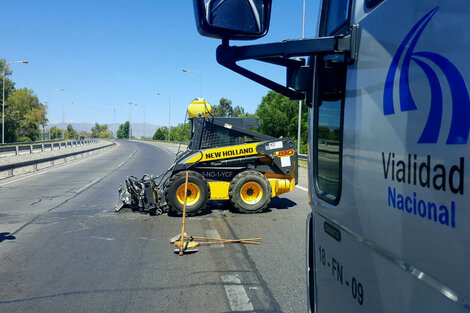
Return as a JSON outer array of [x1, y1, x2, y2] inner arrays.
[[221, 275, 254, 312], [296, 185, 308, 192], [206, 229, 224, 248], [74, 146, 137, 194], [91, 236, 115, 241], [75, 177, 101, 194]]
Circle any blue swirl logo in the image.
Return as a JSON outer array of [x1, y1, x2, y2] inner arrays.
[[383, 7, 470, 144]]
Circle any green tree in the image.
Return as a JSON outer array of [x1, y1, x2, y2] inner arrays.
[[64, 124, 79, 139], [50, 126, 63, 139], [255, 91, 308, 153], [117, 121, 130, 139], [210, 97, 252, 118], [79, 131, 90, 138], [3, 88, 46, 142], [152, 127, 168, 140], [91, 122, 112, 138], [169, 123, 191, 142], [0, 59, 16, 107], [211, 97, 233, 117]]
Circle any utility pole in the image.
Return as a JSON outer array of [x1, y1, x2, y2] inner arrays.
[[157, 92, 171, 141], [128, 102, 133, 140], [48, 88, 65, 140], [143, 105, 146, 139], [297, 0, 306, 154], [113, 108, 116, 139]]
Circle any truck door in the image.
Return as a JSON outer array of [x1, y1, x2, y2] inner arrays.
[[308, 0, 470, 312]]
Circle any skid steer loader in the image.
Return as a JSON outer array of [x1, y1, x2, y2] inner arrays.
[[115, 98, 298, 216]]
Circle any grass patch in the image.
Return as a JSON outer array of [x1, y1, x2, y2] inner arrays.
[[299, 159, 308, 168]]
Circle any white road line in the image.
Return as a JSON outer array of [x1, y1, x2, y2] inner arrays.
[[296, 185, 308, 192], [221, 275, 254, 312], [75, 177, 101, 194], [206, 229, 224, 248], [90, 236, 115, 241]]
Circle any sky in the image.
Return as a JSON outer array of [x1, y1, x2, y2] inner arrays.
[[3, 0, 320, 128]]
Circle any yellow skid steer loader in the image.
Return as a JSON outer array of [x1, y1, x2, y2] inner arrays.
[[115, 99, 298, 215]]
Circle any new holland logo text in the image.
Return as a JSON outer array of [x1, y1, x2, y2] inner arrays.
[[204, 147, 254, 160], [383, 6, 470, 145]]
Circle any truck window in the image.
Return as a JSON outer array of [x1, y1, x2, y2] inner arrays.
[[321, 0, 352, 35], [315, 95, 343, 203]]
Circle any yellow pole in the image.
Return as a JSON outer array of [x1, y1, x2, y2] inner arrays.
[[179, 171, 189, 255]]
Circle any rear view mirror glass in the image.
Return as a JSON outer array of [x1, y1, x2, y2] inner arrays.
[[193, 0, 272, 40]]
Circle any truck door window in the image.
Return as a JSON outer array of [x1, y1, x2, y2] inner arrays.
[[315, 95, 343, 203], [321, 0, 352, 35]]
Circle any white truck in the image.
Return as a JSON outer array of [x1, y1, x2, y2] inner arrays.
[[191, 0, 469, 312]]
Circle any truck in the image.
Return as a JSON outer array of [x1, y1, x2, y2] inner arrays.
[[191, 0, 469, 312]]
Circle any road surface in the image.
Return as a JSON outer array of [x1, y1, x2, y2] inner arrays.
[[0, 140, 310, 313]]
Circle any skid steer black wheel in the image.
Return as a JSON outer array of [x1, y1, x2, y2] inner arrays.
[[165, 171, 209, 216], [229, 170, 272, 214]]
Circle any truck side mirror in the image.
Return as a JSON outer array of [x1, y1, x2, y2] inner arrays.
[[193, 0, 272, 40]]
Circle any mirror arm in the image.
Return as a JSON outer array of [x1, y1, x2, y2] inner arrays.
[[215, 25, 359, 100], [257, 56, 305, 68], [217, 47, 305, 100]]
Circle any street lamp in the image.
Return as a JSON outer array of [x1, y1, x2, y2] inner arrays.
[[182, 69, 202, 98], [157, 92, 171, 141], [142, 104, 146, 139], [128, 102, 137, 139], [62, 101, 74, 139], [2, 60, 28, 143], [297, 0, 306, 154], [48, 88, 65, 140]]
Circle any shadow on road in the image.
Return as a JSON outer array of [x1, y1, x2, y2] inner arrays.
[[0, 232, 16, 243], [266, 197, 297, 210], [116, 196, 297, 218]]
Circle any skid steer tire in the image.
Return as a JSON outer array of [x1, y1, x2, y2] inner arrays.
[[165, 171, 209, 216], [229, 170, 272, 214]]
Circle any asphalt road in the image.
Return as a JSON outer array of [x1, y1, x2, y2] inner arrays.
[[0, 140, 310, 313]]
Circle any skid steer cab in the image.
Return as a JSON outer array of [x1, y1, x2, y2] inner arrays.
[[115, 99, 298, 216]]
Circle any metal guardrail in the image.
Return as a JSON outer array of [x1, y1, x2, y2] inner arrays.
[[0, 139, 99, 157], [0, 141, 115, 178], [0, 138, 65, 147], [298, 154, 308, 160]]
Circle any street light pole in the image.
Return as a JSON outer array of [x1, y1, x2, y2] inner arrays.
[[128, 102, 137, 140], [63, 101, 73, 139], [298, 0, 306, 154], [182, 69, 202, 98], [48, 88, 65, 140], [143, 104, 146, 139], [157, 92, 171, 141], [128, 102, 133, 140], [2, 60, 28, 144], [113, 108, 116, 139]]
